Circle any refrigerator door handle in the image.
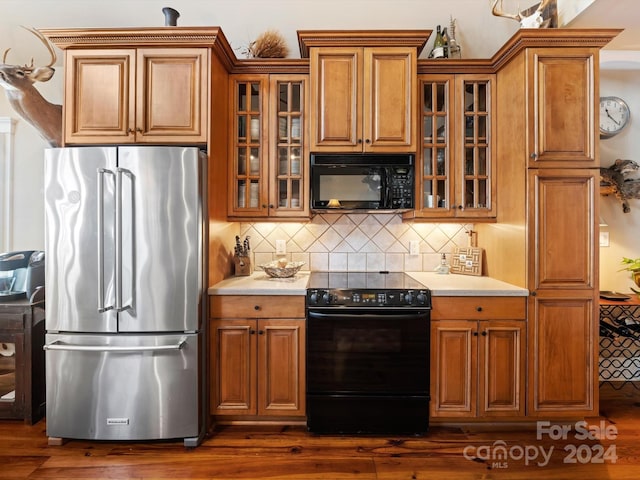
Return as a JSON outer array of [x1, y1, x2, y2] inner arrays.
[[44, 338, 188, 352], [115, 167, 133, 313], [97, 168, 115, 313]]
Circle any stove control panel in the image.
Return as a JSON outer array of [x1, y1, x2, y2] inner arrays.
[[307, 289, 431, 307]]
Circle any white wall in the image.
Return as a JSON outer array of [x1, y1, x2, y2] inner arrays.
[[599, 54, 640, 294]]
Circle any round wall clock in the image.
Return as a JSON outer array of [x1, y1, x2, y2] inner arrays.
[[600, 96, 630, 138]]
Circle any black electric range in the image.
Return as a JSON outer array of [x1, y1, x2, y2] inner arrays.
[[305, 271, 432, 435]]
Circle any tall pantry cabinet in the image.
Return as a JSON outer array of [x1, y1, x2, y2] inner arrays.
[[480, 29, 620, 418]]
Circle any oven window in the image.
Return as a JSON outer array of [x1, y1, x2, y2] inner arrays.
[[334, 328, 401, 352]]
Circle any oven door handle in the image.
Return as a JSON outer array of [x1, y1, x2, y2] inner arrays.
[[307, 310, 430, 320]]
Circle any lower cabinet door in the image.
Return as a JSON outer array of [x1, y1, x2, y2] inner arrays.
[[258, 320, 306, 416], [431, 320, 477, 417], [431, 319, 525, 419], [479, 320, 525, 417], [210, 319, 255, 415], [528, 296, 597, 416], [211, 318, 306, 417]]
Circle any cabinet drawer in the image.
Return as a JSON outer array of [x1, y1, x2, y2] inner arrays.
[[210, 295, 305, 319], [432, 297, 526, 320]]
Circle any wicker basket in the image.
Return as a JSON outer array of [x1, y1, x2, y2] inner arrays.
[[258, 261, 305, 278]]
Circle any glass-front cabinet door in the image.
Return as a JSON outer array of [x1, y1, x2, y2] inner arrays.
[[229, 74, 308, 218], [229, 75, 268, 217], [455, 75, 496, 218], [419, 75, 454, 217], [269, 75, 309, 217], [413, 74, 495, 219]]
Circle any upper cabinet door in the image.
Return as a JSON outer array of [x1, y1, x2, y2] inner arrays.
[[136, 48, 208, 143], [527, 169, 597, 291], [64, 49, 136, 144], [310, 46, 416, 153], [364, 47, 416, 152], [310, 47, 361, 151], [527, 48, 596, 168], [63, 47, 208, 145]]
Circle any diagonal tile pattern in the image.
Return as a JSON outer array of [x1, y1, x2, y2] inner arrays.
[[241, 213, 473, 272]]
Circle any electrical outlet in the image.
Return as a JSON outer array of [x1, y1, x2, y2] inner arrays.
[[409, 240, 420, 255], [275, 239, 287, 255], [599, 231, 610, 247]]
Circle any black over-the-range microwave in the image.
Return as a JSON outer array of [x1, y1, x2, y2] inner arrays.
[[310, 153, 415, 212]]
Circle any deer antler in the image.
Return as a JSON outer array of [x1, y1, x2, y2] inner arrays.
[[492, 0, 552, 24], [491, 0, 524, 21], [21, 26, 57, 69]]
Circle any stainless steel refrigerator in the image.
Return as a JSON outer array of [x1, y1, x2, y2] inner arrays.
[[43, 146, 207, 447]]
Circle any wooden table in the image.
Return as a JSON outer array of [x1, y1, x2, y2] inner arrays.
[[0, 298, 45, 423], [599, 295, 640, 388]]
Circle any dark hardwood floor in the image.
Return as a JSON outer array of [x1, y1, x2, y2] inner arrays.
[[1, 383, 639, 479]]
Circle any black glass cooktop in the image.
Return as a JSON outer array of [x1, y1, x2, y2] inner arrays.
[[308, 271, 427, 291]]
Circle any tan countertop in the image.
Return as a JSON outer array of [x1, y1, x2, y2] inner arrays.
[[406, 271, 529, 296], [207, 271, 311, 295], [208, 270, 528, 297]]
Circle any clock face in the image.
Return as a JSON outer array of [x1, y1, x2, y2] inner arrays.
[[600, 96, 630, 138]]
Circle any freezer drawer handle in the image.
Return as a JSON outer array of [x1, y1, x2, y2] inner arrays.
[[97, 168, 115, 313], [44, 338, 187, 353]]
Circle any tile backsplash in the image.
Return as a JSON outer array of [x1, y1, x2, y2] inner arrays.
[[241, 214, 473, 272]]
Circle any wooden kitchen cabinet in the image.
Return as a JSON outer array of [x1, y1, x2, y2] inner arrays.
[[430, 297, 526, 419], [210, 295, 306, 418], [0, 300, 45, 424], [527, 48, 596, 168], [299, 30, 430, 154], [309, 46, 416, 152], [526, 169, 598, 416], [228, 74, 309, 219], [63, 47, 208, 144], [409, 74, 496, 220], [479, 30, 617, 419]]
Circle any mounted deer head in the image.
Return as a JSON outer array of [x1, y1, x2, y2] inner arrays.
[[0, 27, 62, 147], [491, 0, 553, 28]]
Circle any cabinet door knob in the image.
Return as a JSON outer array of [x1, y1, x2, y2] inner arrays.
[[250, 329, 256, 335], [357, 139, 363, 144], [126, 128, 133, 135], [258, 330, 264, 335], [473, 331, 478, 337], [481, 331, 487, 336], [136, 127, 143, 133], [254, 305, 260, 310], [365, 139, 371, 144], [269, 204, 274, 209], [530, 152, 538, 159], [476, 306, 483, 312]]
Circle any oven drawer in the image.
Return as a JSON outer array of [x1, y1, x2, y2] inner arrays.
[[210, 295, 305, 319], [431, 296, 526, 320]]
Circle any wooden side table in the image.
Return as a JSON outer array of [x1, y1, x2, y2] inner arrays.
[[599, 296, 640, 389], [0, 298, 45, 423]]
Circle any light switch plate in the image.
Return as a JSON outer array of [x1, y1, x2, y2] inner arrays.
[[409, 240, 420, 255], [275, 239, 286, 255], [599, 231, 610, 247]]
